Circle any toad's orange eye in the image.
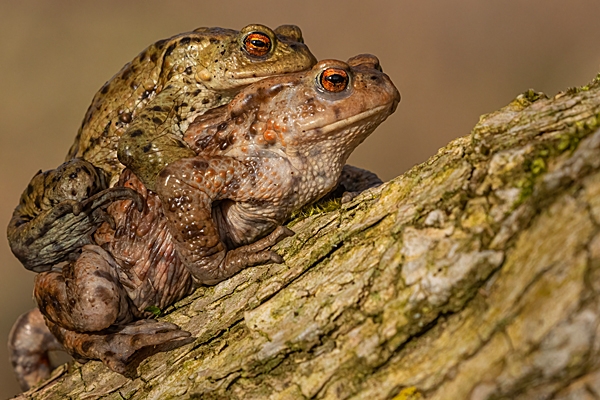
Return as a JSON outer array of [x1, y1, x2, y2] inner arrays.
[[243, 32, 272, 57], [320, 68, 349, 92]]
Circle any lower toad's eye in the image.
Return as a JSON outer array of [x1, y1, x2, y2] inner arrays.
[[319, 68, 349, 92], [243, 32, 272, 57]]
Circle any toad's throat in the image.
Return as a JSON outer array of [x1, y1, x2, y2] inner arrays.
[[305, 104, 391, 135]]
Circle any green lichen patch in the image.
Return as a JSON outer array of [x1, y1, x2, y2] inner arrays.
[[289, 197, 342, 223], [513, 89, 548, 109], [144, 305, 162, 317], [567, 71, 600, 94]]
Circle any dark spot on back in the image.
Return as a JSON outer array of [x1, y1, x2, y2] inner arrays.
[[121, 66, 133, 81], [129, 129, 143, 138], [192, 160, 208, 170], [201, 98, 209, 104], [100, 84, 110, 95], [179, 37, 191, 46], [165, 43, 177, 57], [151, 105, 164, 112], [102, 122, 111, 137], [143, 144, 152, 153], [209, 38, 218, 44], [152, 117, 163, 125]]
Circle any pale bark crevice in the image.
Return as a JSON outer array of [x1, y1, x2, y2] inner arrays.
[[16, 78, 600, 399]]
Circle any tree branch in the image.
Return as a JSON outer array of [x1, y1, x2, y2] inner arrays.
[[18, 78, 600, 399]]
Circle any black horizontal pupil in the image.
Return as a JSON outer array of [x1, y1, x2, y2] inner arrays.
[[326, 74, 346, 85], [251, 39, 267, 48]]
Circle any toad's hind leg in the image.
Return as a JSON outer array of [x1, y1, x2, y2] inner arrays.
[[8, 158, 142, 272], [8, 308, 63, 391], [33, 245, 191, 373], [34, 245, 133, 333], [46, 319, 191, 375]]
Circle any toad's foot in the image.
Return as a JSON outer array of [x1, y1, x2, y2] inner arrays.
[[48, 319, 192, 375], [8, 308, 63, 391], [338, 164, 383, 203], [198, 226, 295, 285]]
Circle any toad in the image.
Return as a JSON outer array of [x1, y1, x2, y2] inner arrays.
[[9, 55, 399, 390], [8, 24, 315, 273]]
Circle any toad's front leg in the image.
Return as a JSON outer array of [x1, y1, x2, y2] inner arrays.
[[155, 156, 294, 285]]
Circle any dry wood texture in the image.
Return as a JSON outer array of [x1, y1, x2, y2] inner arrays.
[[17, 77, 600, 399]]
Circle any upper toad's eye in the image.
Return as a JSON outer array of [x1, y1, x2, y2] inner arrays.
[[243, 32, 272, 57], [319, 68, 349, 93]]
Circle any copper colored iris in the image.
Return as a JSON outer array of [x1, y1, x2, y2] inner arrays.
[[320, 68, 349, 92], [244, 32, 272, 57]]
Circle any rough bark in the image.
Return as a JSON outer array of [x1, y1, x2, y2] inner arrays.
[[15, 76, 600, 400]]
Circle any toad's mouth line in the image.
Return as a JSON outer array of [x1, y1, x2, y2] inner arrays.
[[231, 66, 313, 82], [306, 104, 391, 135]]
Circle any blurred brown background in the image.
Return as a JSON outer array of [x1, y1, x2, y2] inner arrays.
[[1, 0, 599, 396]]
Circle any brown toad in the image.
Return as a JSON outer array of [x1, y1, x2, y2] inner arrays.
[[10, 54, 399, 390]]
